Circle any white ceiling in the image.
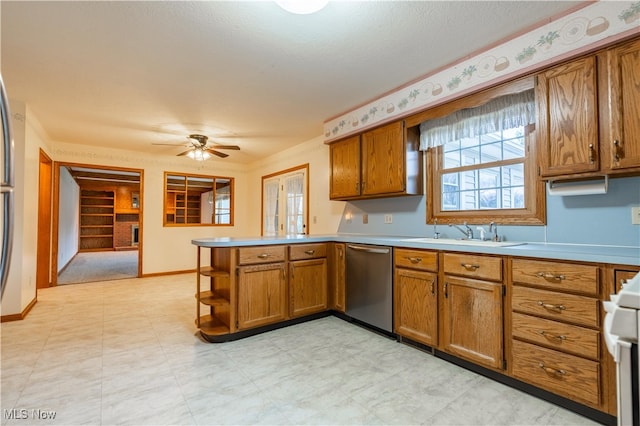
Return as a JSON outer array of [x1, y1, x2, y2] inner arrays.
[[1, 1, 580, 164]]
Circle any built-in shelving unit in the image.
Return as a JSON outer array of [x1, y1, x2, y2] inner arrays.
[[196, 248, 234, 336], [79, 189, 115, 251]]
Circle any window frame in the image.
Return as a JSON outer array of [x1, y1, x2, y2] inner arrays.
[[163, 171, 234, 227], [418, 77, 545, 225]]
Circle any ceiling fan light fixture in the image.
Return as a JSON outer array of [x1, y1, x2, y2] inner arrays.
[[186, 149, 211, 161], [276, 0, 328, 14]]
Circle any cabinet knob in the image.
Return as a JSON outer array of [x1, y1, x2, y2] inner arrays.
[[613, 139, 622, 162]]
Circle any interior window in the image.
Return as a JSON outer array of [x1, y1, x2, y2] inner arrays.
[[261, 164, 309, 236], [164, 172, 234, 226], [421, 78, 545, 225]]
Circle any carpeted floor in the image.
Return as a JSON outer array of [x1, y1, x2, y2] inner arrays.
[[57, 250, 138, 285]]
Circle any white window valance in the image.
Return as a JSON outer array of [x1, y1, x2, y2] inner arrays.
[[419, 89, 535, 150]]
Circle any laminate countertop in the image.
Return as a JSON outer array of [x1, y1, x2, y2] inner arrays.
[[192, 234, 640, 266]]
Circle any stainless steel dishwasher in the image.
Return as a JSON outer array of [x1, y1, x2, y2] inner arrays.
[[345, 244, 393, 333]]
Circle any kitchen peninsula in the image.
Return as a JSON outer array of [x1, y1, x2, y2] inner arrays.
[[192, 234, 638, 424]]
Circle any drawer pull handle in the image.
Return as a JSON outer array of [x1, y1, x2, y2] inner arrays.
[[588, 143, 595, 164], [444, 282, 448, 298], [304, 250, 315, 255], [257, 253, 271, 259], [539, 330, 566, 341], [536, 272, 565, 281], [537, 301, 566, 311], [460, 263, 480, 270], [408, 257, 422, 264], [539, 362, 566, 376], [430, 280, 435, 296]]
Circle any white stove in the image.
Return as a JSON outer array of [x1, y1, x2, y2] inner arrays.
[[604, 272, 640, 426]]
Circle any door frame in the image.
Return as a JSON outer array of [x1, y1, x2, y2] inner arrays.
[[51, 162, 144, 285], [36, 149, 53, 289]]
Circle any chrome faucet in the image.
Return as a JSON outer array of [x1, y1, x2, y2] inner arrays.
[[489, 222, 500, 242], [449, 221, 473, 239]]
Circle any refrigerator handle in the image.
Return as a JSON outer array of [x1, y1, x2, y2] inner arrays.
[[1, 190, 13, 298], [1, 74, 14, 187]]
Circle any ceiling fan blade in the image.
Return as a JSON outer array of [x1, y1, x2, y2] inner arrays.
[[206, 149, 229, 158], [176, 149, 193, 156], [210, 144, 240, 150], [152, 142, 188, 146]]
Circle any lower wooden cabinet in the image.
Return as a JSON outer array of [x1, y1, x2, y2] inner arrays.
[[394, 268, 438, 346], [441, 275, 504, 369], [290, 258, 328, 317], [237, 263, 287, 330], [329, 243, 346, 312], [512, 340, 600, 407]]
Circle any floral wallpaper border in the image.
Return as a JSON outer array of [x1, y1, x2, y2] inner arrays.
[[323, 1, 640, 142]]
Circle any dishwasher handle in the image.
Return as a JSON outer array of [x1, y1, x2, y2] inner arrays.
[[347, 244, 390, 254]]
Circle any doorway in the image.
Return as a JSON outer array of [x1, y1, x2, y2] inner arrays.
[[52, 162, 143, 285]]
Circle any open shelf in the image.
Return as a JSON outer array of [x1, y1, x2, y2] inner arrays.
[[196, 315, 230, 335], [197, 290, 229, 306], [198, 266, 230, 278]]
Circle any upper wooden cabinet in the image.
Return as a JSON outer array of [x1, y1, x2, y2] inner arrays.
[[329, 121, 422, 200], [537, 56, 599, 177], [599, 37, 640, 173], [537, 37, 640, 180]]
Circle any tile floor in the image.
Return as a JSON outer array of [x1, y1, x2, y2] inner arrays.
[[1, 274, 597, 425]]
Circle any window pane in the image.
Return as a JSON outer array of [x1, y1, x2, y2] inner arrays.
[[442, 172, 459, 210], [504, 137, 525, 159], [444, 150, 460, 169], [479, 167, 499, 189], [480, 188, 498, 209], [460, 190, 478, 210], [502, 163, 524, 187], [461, 147, 480, 166], [480, 142, 502, 164]]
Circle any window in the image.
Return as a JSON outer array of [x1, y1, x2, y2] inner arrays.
[[420, 78, 545, 225], [261, 164, 309, 236], [164, 172, 234, 226]]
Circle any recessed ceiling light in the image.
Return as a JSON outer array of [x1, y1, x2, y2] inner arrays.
[[276, 0, 328, 14]]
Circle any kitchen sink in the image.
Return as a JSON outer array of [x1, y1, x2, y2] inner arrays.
[[401, 237, 526, 247]]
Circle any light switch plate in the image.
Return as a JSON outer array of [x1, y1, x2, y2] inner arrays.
[[384, 214, 393, 224], [362, 214, 368, 224], [632, 206, 640, 225]]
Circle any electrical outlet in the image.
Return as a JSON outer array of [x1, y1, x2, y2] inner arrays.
[[632, 206, 640, 225], [362, 214, 368, 224], [384, 214, 393, 224]]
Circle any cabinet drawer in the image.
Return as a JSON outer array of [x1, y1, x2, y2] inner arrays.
[[395, 249, 438, 272], [512, 312, 599, 360], [512, 286, 599, 328], [512, 259, 599, 296], [443, 253, 502, 281], [238, 245, 286, 265], [289, 243, 327, 260], [511, 340, 600, 406]]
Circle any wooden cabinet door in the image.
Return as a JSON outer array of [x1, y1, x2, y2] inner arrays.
[[537, 56, 599, 177], [290, 259, 328, 317], [394, 268, 438, 346], [441, 275, 504, 369], [237, 263, 287, 330], [361, 121, 405, 195], [329, 135, 361, 199], [601, 37, 640, 171]]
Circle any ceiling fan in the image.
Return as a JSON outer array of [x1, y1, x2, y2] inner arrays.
[[153, 134, 240, 160]]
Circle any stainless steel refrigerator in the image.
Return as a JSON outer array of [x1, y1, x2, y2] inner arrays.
[[1, 74, 15, 300]]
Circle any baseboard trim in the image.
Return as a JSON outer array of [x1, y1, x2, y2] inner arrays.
[[141, 269, 196, 278], [1, 296, 38, 322]]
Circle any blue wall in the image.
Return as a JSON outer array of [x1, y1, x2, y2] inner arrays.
[[337, 176, 640, 248]]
